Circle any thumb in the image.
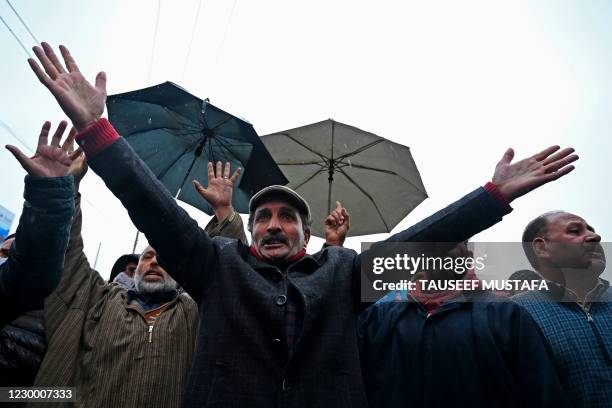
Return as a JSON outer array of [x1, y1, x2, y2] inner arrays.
[[193, 179, 205, 192], [500, 148, 514, 165], [95, 71, 107, 93], [5, 145, 33, 174], [335, 201, 342, 212]]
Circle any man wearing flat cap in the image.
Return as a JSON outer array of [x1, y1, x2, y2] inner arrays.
[[27, 41, 579, 407]]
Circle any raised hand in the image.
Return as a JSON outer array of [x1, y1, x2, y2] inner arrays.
[[492, 146, 578, 202], [193, 161, 241, 221], [5, 121, 81, 178], [324, 201, 350, 247], [61, 126, 89, 188], [28, 42, 106, 131]]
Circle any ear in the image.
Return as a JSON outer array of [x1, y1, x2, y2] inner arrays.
[[532, 237, 550, 260], [303, 227, 311, 249]]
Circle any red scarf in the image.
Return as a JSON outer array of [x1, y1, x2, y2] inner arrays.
[[249, 245, 306, 265]]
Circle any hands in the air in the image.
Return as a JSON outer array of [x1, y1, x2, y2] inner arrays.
[[5, 121, 83, 178], [324, 201, 350, 247], [492, 145, 578, 202], [193, 162, 241, 222], [28, 42, 106, 131]]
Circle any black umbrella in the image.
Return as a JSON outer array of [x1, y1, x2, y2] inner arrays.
[[106, 81, 287, 214]]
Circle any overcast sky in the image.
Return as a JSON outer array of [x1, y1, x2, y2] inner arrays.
[[1, 0, 611, 280]]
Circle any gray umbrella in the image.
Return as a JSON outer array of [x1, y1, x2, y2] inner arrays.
[[261, 119, 428, 237]]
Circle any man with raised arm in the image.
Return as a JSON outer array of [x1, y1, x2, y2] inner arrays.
[[28, 42, 579, 407], [1, 122, 76, 329], [29, 153, 245, 407]]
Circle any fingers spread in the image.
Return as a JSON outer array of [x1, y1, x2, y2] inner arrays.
[[59, 44, 80, 72], [544, 154, 579, 173], [5, 145, 32, 173], [33, 44, 60, 80], [532, 145, 560, 161], [28, 58, 52, 87], [42, 42, 67, 75], [193, 179, 205, 192], [69, 147, 84, 161], [541, 147, 575, 166], [62, 127, 78, 153], [51, 121, 68, 147], [216, 161, 222, 178], [37, 121, 52, 147], [229, 167, 241, 183]]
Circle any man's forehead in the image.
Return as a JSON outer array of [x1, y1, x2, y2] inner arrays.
[[254, 200, 299, 214], [141, 246, 156, 256], [547, 212, 587, 226]]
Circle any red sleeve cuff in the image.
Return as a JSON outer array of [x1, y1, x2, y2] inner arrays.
[[484, 182, 512, 214], [75, 118, 120, 157]]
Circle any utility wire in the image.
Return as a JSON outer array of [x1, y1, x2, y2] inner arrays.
[[215, 0, 238, 64], [5, 0, 38, 44], [181, 0, 204, 81], [0, 13, 31, 57], [147, 0, 162, 83], [0, 120, 34, 152]]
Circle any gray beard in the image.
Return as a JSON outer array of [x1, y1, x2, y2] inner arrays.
[[134, 274, 177, 296]]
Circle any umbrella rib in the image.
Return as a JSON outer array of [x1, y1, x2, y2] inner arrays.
[[337, 167, 391, 232], [335, 139, 385, 161], [210, 136, 244, 165], [210, 116, 234, 132], [341, 163, 428, 194], [163, 108, 202, 131], [276, 160, 327, 166], [275, 133, 328, 162], [157, 143, 198, 181], [291, 168, 327, 191]]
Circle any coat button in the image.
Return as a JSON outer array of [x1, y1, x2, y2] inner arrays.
[[282, 378, 293, 391], [276, 295, 287, 306]]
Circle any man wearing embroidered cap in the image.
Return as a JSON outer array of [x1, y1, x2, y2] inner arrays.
[[27, 42, 579, 407]]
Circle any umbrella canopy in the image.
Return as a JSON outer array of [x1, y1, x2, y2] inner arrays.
[[106, 81, 288, 214], [261, 120, 427, 237]]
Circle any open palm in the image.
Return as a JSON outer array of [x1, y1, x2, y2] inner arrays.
[[194, 162, 241, 209], [5, 121, 80, 177], [29, 42, 106, 130]]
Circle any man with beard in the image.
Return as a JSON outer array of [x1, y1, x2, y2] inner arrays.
[[28, 42, 579, 407], [513, 211, 612, 407], [31, 156, 246, 408]]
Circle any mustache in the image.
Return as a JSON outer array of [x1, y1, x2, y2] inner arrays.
[[261, 232, 289, 246]]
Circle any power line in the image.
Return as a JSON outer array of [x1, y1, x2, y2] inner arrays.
[[5, 0, 38, 44], [0, 120, 33, 152], [215, 0, 238, 64], [181, 0, 204, 81], [147, 0, 162, 83], [0, 13, 32, 57]]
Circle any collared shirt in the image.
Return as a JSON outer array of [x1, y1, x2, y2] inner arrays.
[[512, 279, 612, 407]]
